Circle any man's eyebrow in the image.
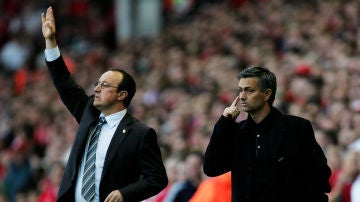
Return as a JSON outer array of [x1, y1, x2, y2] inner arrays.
[[238, 86, 253, 89]]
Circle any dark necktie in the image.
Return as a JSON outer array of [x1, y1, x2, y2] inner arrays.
[[82, 117, 106, 201]]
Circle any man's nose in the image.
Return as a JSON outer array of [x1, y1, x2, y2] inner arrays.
[[239, 91, 246, 99], [94, 84, 101, 92]]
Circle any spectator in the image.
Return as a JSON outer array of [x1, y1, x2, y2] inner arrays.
[[2, 137, 34, 202], [189, 172, 231, 202], [38, 162, 64, 202], [328, 150, 358, 202], [350, 139, 360, 201], [164, 151, 203, 202]]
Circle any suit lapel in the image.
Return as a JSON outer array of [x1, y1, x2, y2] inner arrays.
[[101, 113, 132, 180]]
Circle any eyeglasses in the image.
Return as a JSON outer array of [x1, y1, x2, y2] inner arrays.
[[94, 81, 118, 89]]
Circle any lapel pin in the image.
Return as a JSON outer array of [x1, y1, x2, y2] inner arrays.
[[122, 129, 126, 134], [278, 157, 284, 162]]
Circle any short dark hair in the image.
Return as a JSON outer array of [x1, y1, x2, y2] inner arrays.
[[109, 69, 136, 108], [237, 66, 277, 106]]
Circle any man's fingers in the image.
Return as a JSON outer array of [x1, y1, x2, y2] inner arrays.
[[230, 96, 239, 107], [47, 7, 54, 21], [41, 7, 53, 24], [41, 13, 45, 23], [105, 190, 122, 202]]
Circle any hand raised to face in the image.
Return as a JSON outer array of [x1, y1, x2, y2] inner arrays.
[[223, 96, 240, 120]]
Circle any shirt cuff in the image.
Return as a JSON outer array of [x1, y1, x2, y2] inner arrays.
[[44, 46, 61, 62]]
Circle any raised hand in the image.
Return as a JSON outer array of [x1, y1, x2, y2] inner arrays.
[[223, 96, 240, 120], [41, 7, 57, 48]]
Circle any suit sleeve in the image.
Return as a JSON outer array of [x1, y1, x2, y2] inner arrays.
[[300, 119, 331, 201], [46, 56, 89, 123], [204, 116, 236, 177], [119, 127, 168, 201]]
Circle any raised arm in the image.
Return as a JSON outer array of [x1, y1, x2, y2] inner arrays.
[[41, 6, 89, 123]]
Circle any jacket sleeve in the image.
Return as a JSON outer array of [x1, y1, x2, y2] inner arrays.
[[299, 119, 331, 201], [46, 56, 89, 123], [204, 116, 237, 177], [119, 127, 168, 201]]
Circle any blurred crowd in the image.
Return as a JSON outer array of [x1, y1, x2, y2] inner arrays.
[[1, 0, 360, 201]]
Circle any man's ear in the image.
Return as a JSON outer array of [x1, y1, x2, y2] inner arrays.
[[118, 91, 128, 101], [264, 89, 272, 101]]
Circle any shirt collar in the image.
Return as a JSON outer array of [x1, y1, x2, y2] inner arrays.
[[247, 107, 276, 130], [100, 109, 127, 128]]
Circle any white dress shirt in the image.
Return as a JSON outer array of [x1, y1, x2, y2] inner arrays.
[[44, 46, 61, 61], [74, 111, 126, 202]]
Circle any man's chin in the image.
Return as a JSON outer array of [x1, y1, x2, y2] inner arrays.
[[93, 102, 101, 108], [241, 107, 249, 112]]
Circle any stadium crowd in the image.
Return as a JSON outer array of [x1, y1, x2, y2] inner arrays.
[[0, 0, 360, 201]]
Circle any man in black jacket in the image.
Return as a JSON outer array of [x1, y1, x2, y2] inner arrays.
[[41, 7, 167, 202], [204, 66, 331, 202]]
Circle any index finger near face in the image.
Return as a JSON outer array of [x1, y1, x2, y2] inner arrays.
[[230, 96, 239, 107]]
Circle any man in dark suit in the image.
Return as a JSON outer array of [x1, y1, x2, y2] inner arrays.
[[41, 7, 167, 202], [203, 66, 331, 202]]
